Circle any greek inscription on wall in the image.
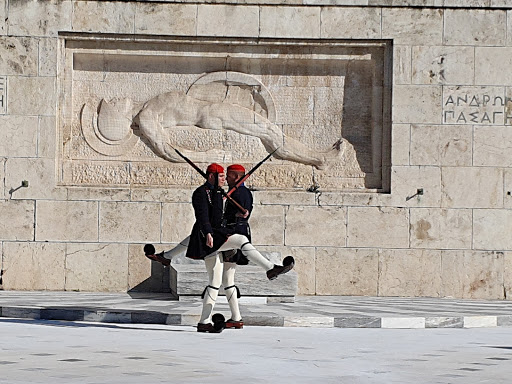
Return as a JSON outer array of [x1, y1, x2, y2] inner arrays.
[[443, 86, 512, 125], [0, 76, 6, 114]]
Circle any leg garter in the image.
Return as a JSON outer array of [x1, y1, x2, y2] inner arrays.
[[224, 285, 241, 299], [201, 285, 220, 299]]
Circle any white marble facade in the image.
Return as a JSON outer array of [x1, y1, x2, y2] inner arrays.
[[1, 0, 512, 299]]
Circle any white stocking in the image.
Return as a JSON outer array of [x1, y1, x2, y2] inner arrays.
[[162, 236, 190, 261], [223, 262, 242, 321], [199, 253, 223, 324]]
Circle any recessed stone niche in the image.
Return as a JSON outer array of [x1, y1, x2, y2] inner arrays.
[[58, 34, 391, 192]]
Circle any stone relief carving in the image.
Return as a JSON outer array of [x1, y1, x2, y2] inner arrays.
[[62, 35, 391, 190], [81, 71, 345, 169]]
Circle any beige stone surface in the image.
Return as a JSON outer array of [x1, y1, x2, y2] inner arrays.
[[128, 243, 169, 292], [410, 208, 472, 249], [392, 124, 410, 165], [391, 166, 441, 207], [250, 205, 285, 246], [320, 7, 381, 38], [441, 250, 505, 299], [442, 167, 503, 208], [197, 5, 259, 37], [64, 161, 131, 186], [0, 1, 5, 35], [73, 1, 135, 33], [379, 249, 441, 297], [412, 46, 474, 85], [444, 0, 492, 6], [65, 243, 128, 292], [292, 246, 316, 295], [99, 201, 161, 243], [8, 0, 72, 37], [474, 126, 512, 167], [259, 245, 316, 295], [67, 187, 131, 202], [253, 191, 316, 206], [38, 116, 56, 158], [0, 200, 34, 241], [392, 85, 442, 124], [316, 248, 378, 296], [5, 158, 67, 200], [0, 116, 38, 157], [130, 187, 191, 203], [316, 191, 393, 207], [505, 170, 512, 209], [0, 158, 4, 199], [504, 251, 512, 300], [135, 3, 196, 35], [475, 48, 512, 86], [382, 8, 443, 45], [260, 6, 320, 38], [8, 77, 56, 116], [508, 10, 512, 46], [36, 200, 98, 242], [38, 38, 57, 77], [473, 209, 512, 250], [285, 206, 346, 247], [2, 242, 65, 290], [444, 9, 506, 46], [347, 207, 409, 248], [411, 125, 472, 166], [0, 37, 38, 76], [162, 203, 195, 243], [393, 46, 412, 85]]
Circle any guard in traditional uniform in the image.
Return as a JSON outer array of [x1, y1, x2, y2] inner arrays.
[[219, 164, 253, 329]]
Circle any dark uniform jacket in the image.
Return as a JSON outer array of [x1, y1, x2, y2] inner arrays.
[[223, 185, 253, 265], [186, 182, 228, 260], [224, 185, 253, 239]]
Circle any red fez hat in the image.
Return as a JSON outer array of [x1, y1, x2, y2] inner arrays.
[[227, 164, 245, 173], [206, 163, 224, 174]]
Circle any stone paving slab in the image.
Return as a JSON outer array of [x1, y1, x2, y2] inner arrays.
[[1, 291, 512, 329]]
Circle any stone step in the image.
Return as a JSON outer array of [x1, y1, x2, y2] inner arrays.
[[169, 251, 298, 300]]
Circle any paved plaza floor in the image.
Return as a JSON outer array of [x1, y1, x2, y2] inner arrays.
[[1, 318, 512, 383], [2, 292, 512, 383]]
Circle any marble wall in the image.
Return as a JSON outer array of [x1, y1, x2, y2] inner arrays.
[[1, 0, 512, 300]]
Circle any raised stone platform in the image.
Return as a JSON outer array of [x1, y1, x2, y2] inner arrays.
[[170, 251, 298, 301]]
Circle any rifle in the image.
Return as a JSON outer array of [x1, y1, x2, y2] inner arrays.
[[226, 148, 278, 198]]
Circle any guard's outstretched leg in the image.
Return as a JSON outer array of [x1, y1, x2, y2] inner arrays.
[[266, 256, 295, 280], [143, 244, 170, 267]]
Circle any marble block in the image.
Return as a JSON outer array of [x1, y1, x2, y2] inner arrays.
[[444, 9, 506, 47], [334, 317, 381, 328], [381, 317, 425, 329], [284, 316, 334, 328], [382, 8, 443, 45], [463, 316, 497, 328], [425, 316, 463, 328], [135, 3, 196, 36]]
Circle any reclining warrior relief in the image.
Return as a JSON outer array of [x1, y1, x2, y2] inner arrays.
[[82, 72, 345, 169]]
